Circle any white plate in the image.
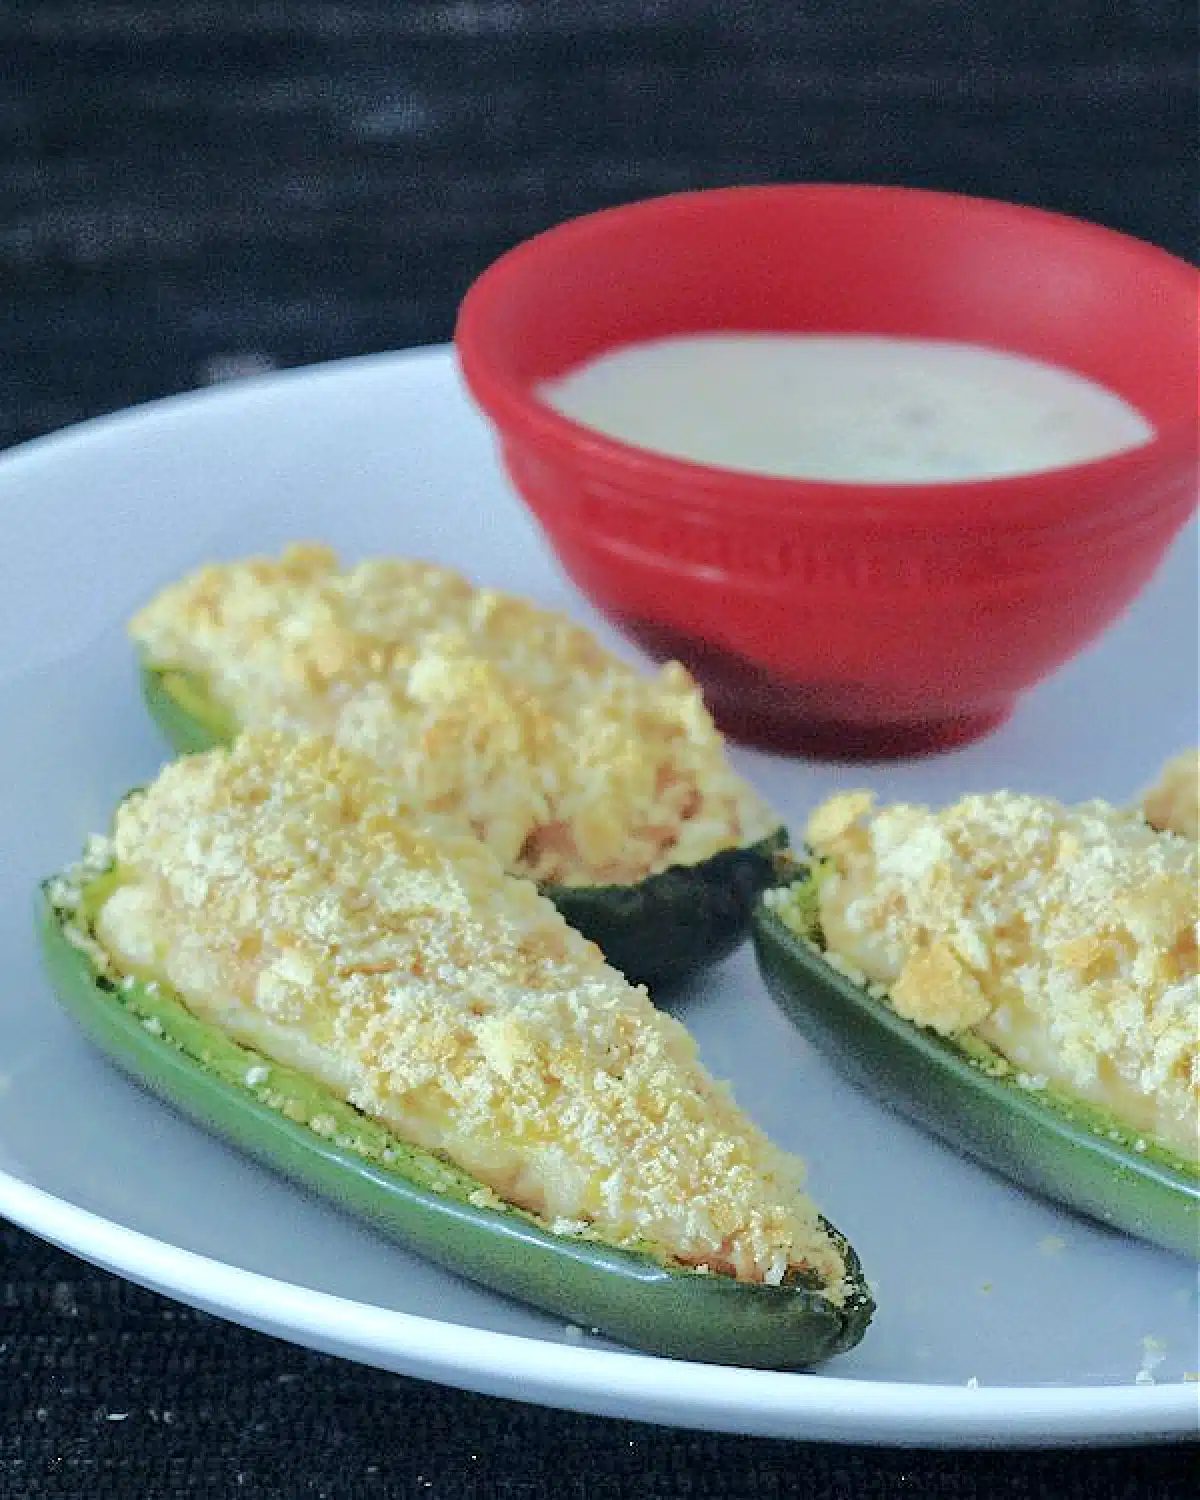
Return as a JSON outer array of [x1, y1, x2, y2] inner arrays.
[[1, 347, 1196, 1447]]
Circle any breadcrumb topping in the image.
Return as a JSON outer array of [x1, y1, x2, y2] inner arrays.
[[1141, 750, 1199, 842], [127, 543, 777, 885], [776, 789, 1199, 1161], [83, 730, 843, 1292]]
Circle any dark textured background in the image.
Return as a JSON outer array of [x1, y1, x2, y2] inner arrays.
[[2, 2, 1197, 1495]]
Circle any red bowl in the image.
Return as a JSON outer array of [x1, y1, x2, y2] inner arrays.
[[455, 185, 1198, 758]]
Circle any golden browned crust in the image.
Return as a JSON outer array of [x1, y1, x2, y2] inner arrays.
[[791, 789, 1199, 1159], [84, 731, 844, 1291], [128, 544, 778, 885], [1141, 750, 1200, 842]]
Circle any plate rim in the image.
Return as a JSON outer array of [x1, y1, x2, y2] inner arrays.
[[3, 1172, 1195, 1446], [0, 346, 441, 479], [2, 347, 1197, 1446]]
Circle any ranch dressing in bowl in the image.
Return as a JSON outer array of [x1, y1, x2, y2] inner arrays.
[[540, 334, 1154, 484]]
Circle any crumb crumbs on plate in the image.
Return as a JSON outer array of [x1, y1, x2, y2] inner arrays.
[[1135, 1334, 1168, 1386], [1038, 1235, 1067, 1256]]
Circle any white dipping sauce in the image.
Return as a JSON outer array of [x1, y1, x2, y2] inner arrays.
[[540, 334, 1153, 483]]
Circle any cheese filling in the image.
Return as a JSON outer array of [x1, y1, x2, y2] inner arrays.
[[775, 790, 1199, 1163], [75, 731, 845, 1293], [127, 543, 778, 886], [1140, 750, 1200, 842]]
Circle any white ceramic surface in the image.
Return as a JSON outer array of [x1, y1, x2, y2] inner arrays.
[[0, 347, 1196, 1447]]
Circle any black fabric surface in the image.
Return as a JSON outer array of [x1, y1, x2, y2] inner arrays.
[[0, 1206, 1195, 1500], [2, 3, 1197, 1496]]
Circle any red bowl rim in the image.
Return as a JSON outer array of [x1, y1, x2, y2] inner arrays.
[[456, 184, 1199, 535]]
